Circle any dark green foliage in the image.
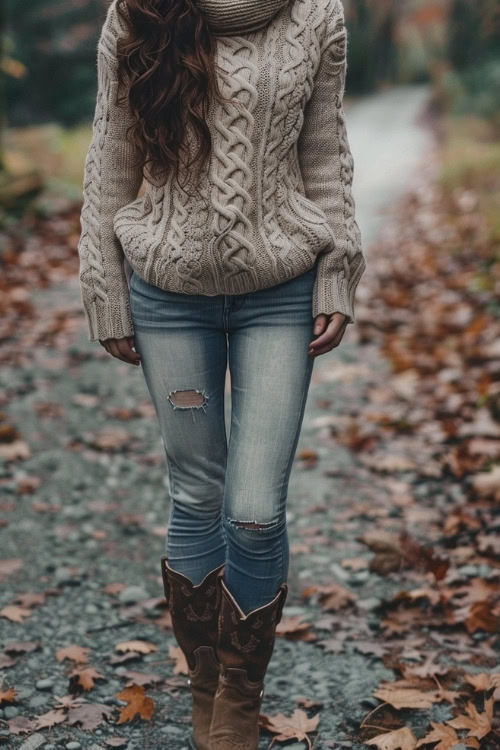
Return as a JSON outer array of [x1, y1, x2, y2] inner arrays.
[[5, 0, 109, 127], [447, 0, 500, 119], [345, 0, 397, 94], [448, 0, 500, 70]]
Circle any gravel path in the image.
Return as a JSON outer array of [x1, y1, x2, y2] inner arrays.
[[0, 85, 462, 750]]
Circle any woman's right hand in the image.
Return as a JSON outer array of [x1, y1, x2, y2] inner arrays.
[[99, 336, 141, 366]]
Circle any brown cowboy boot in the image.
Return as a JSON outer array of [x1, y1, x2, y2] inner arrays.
[[161, 556, 225, 750], [208, 576, 288, 749]]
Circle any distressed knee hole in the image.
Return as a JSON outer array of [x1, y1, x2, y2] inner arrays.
[[227, 518, 277, 531], [168, 388, 208, 410]]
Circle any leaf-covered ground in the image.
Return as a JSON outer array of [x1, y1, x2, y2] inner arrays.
[[0, 129, 499, 749]]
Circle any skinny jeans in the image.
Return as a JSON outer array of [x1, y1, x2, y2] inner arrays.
[[129, 264, 316, 614]]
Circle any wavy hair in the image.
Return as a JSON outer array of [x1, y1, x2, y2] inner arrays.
[[115, 0, 233, 193]]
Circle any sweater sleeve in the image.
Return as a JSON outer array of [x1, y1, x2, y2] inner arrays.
[[77, 2, 144, 342], [297, 0, 365, 324]]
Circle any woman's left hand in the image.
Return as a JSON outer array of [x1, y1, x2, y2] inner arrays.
[[308, 312, 349, 358]]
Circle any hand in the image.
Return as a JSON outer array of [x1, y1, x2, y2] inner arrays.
[[308, 312, 349, 358], [99, 336, 141, 366]]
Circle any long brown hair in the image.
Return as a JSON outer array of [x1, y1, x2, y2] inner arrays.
[[115, 0, 233, 193]]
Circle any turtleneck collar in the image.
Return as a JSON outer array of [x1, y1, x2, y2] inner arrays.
[[196, 0, 291, 36]]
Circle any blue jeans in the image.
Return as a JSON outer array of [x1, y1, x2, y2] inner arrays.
[[129, 265, 316, 614]]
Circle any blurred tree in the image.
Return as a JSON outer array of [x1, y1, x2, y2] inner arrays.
[[5, 0, 109, 126], [345, 0, 398, 93], [446, 0, 500, 122], [448, 0, 500, 70]]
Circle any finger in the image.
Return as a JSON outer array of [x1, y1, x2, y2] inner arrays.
[[311, 314, 328, 339], [309, 345, 333, 358], [116, 338, 141, 365], [331, 324, 348, 348], [309, 319, 343, 350], [127, 336, 141, 362], [107, 340, 130, 364]]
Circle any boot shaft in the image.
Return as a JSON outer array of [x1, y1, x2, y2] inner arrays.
[[216, 576, 288, 683], [161, 556, 224, 670]]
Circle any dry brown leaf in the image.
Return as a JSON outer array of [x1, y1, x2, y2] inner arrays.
[[373, 682, 442, 710], [276, 615, 315, 641], [169, 645, 189, 675], [470, 465, 500, 499], [90, 427, 131, 452], [446, 696, 493, 740], [122, 670, 164, 687], [457, 600, 500, 634], [55, 645, 90, 664], [464, 672, 500, 698], [3, 640, 41, 654], [7, 716, 37, 735], [34, 708, 68, 729], [115, 685, 154, 723], [15, 476, 41, 494], [13, 592, 45, 608], [0, 653, 16, 668], [403, 653, 449, 680], [0, 440, 31, 461], [365, 726, 417, 750], [296, 696, 323, 709], [0, 605, 32, 623], [415, 721, 479, 749], [259, 708, 320, 749], [362, 453, 418, 473], [69, 666, 106, 691], [115, 640, 158, 655], [104, 582, 128, 596], [0, 558, 23, 580], [66, 701, 115, 730], [301, 582, 356, 611]]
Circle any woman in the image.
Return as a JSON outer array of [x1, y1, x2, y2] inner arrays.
[[77, 0, 365, 747]]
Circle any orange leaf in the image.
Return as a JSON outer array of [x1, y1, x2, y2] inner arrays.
[[115, 685, 154, 723], [0, 688, 17, 705]]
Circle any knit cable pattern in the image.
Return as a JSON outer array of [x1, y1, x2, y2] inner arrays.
[[77, 0, 366, 341]]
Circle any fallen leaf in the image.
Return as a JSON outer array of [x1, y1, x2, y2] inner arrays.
[[56, 645, 90, 664], [169, 645, 188, 675], [66, 701, 115, 730], [0, 605, 32, 623], [34, 708, 68, 729], [373, 682, 442, 710], [69, 666, 106, 691], [0, 558, 23, 580], [259, 708, 320, 749], [115, 640, 158, 655], [276, 615, 315, 641], [365, 726, 417, 750], [115, 685, 154, 723], [415, 721, 479, 749], [446, 696, 493, 740], [0, 687, 17, 705]]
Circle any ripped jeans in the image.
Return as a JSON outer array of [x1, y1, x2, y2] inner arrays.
[[129, 264, 316, 614]]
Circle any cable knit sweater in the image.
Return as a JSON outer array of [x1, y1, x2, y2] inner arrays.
[[78, 0, 366, 342]]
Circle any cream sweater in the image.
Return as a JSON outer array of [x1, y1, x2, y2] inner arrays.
[[78, 0, 365, 342]]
